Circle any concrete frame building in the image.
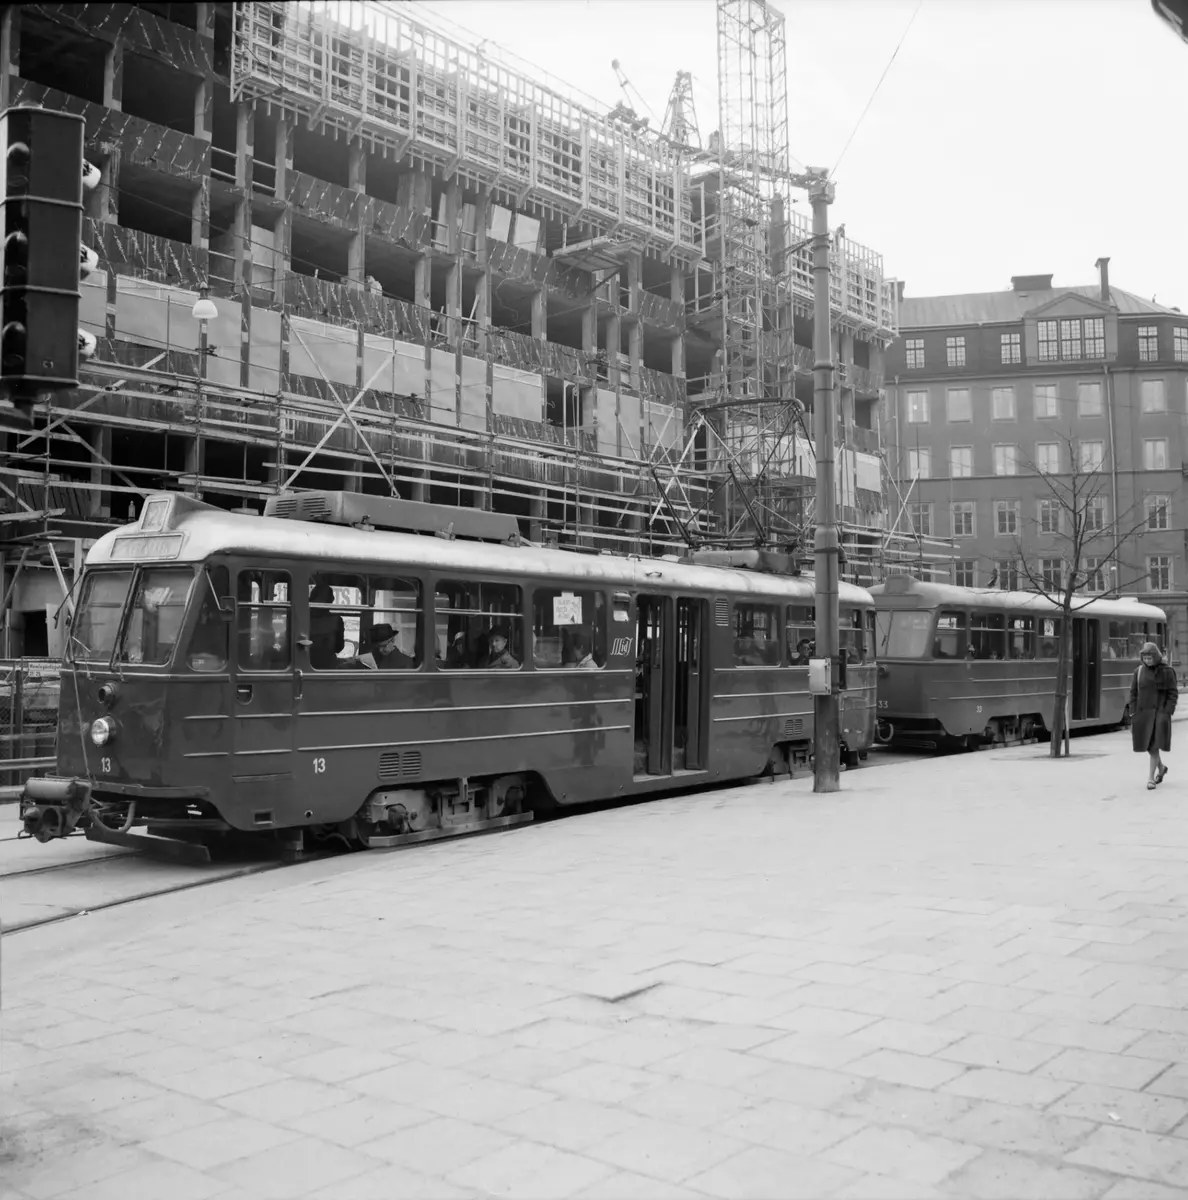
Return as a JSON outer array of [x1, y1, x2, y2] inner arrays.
[[884, 261, 1188, 662], [0, 1, 900, 658]]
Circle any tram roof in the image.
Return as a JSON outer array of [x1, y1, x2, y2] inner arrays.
[[87, 493, 876, 606], [868, 577, 1167, 621]]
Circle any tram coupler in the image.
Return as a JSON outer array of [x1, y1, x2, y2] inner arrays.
[[19, 777, 94, 842]]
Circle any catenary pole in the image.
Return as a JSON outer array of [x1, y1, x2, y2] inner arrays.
[[809, 168, 840, 792]]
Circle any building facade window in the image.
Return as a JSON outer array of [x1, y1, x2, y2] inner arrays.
[[1082, 557, 1106, 593], [1084, 318, 1106, 359], [1040, 558, 1063, 591], [1086, 496, 1106, 532], [1037, 320, 1059, 362], [909, 502, 933, 537], [995, 559, 1019, 590], [954, 560, 975, 587], [1080, 440, 1105, 472], [906, 391, 929, 423], [994, 500, 1020, 536], [1077, 380, 1103, 417], [991, 386, 1015, 421], [908, 447, 931, 479], [905, 338, 925, 369], [1174, 327, 1188, 362], [1034, 383, 1058, 419], [947, 388, 971, 422], [1146, 495, 1170, 531], [1038, 498, 1061, 535], [1000, 332, 1021, 364], [1141, 379, 1166, 413], [1059, 319, 1082, 360], [1138, 326, 1158, 362], [950, 446, 973, 478], [992, 444, 1017, 476], [1148, 555, 1172, 591], [1143, 438, 1169, 470], [1035, 442, 1059, 474], [945, 336, 966, 368], [951, 501, 975, 537]]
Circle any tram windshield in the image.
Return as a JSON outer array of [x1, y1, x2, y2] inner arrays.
[[68, 569, 134, 662], [119, 568, 195, 665], [876, 609, 933, 658]]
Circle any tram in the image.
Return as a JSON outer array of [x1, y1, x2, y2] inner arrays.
[[20, 490, 877, 859], [871, 576, 1167, 749]]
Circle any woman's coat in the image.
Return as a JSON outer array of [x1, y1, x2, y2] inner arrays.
[[1130, 663, 1178, 753]]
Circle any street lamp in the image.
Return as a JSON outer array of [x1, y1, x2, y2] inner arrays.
[[189, 286, 217, 497]]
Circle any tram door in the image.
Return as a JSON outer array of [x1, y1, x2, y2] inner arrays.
[[1071, 617, 1101, 721], [635, 595, 673, 776], [675, 598, 707, 771]]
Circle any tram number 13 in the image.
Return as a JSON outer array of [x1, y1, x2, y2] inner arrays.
[[312, 757, 327, 774], [99, 756, 112, 773]]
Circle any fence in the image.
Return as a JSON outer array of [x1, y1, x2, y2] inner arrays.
[[0, 660, 59, 789]]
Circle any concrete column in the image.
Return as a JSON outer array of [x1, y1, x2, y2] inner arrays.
[[192, 5, 213, 253], [529, 492, 545, 543], [88, 427, 112, 519], [347, 140, 366, 286], [103, 40, 123, 110], [0, 5, 21, 110], [233, 102, 254, 293], [670, 264, 686, 378]]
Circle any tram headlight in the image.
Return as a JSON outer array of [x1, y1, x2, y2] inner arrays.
[[90, 716, 115, 746]]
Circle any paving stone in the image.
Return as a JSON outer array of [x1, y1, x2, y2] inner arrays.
[[140, 1114, 299, 1170], [1065, 1126, 1188, 1189], [421, 1076, 554, 1124], [749, 1032, 870, 1070], [1100, 1179, 1188, 1200], [1145, 1066, 1188, 1100], [305, 1163, 478, 1199], [1113, 1004, 1188, 1036], [936, 1005, 1048, 1039], [511, 1019, 612, 1052], [1039, 1049, 1172, 1091], [685, 1144, 859, 1199], [1050, 1084, 1188, 1135], [218, 1078, 351, 1123], [846, 1018, 965, 1057], [845, 1049, 969, 1090], [651, 1045, 771, 1088], [66, 1156, 229, 1200], [821, 1125, 981, 1187], [937, 1033, 1061, 1073], [361, 1115, 513, 1175], [569, 1172, 709, 1199], [285, 1096, 434, 1148], [1028, 1020, 1146, 1055], [766, 1005, 879, 1037], [621, 1078, 752, 1127], [947, 1100, 1099, 1156], [742, 1063, 867, 1107], [446, 1140, 614, 1198], [209, 1135, 378, 1197], [717, 1100, 865, 1156], [494, 1097, 640, 1153], [941, 1068, 1076, 1108], [944, 1148, 1115, 1199], [830, 1172, 945, 1198], [541, 1061, 660, 1106], [586, 1116, 746, 1183], [834, 1081, 976, 1136]]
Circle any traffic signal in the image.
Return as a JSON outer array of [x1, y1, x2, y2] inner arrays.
[[0, 106, 99, 425]]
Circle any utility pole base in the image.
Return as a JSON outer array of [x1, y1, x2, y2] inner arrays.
[[813, 694, 841, 792]]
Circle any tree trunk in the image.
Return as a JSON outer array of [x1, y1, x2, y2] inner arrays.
[[1050, 599, 1074, 757]]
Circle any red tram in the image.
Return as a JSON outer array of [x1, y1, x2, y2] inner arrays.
[[21, 491, 877, 858], [871, 576, 1167, 749]]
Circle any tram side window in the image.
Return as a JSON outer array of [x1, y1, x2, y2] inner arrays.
[[1126, 620, 1149, 659], [120, 568, 195, 665], [1106, 620, 1127, 659], [787, 605, 815, 665], [839, 608, 870, 663], [880, 611, 933, 658], [238, 570, 291, 670], [435, 581, 523, 669], [733, 603, 781, 666], [1038, 617, 1061, 658], [308, 573, 361, 668], [532, 589, 606, 668], [187, 565, 230, 672], [969, 612, 1006, 660], [367, 578, 422, 669], [308, 574, 422, 670], [933, 611, 966, 659], [1008, 615, 1035, 660]]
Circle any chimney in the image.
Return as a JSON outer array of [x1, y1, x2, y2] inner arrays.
[[1094, 256, 1111, 303], [896, 280, 905, 303], [1010, 274, 1054, 292]]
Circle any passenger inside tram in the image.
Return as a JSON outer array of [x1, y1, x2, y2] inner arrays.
[[480, 625, 519, 669]]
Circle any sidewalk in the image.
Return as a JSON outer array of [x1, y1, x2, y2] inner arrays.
[[4, 728, 1188, 1199]]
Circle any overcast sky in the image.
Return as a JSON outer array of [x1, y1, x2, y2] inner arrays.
[[416, 0, 1187, 307]]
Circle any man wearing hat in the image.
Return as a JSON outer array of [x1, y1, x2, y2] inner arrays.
[[356, 623, 414, 670], [482, 623, 519, 669]]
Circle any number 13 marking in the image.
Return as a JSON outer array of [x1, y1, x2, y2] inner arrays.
[[312, 757, 326, 774]]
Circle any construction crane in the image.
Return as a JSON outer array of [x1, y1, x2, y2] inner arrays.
[[609, 59, 655, 131], [661, 70, 701, 149]]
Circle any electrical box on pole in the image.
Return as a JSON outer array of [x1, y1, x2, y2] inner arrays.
[[0, 106, 99, 429]]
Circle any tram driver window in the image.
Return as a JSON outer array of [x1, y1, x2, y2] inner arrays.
[[969, 613, 1006, 660], [187, 565, 230, 672], [1008, 615, 1036, 660], [237, 570, 291, 671], [879, 611, 932, 658], [932, 611, 966, 658], [435, 581, 523, 669], [120, 568, 195, 665], [532, 589, 606, 668], [732, 603, 780, 666], [786, 605, 815, 665]]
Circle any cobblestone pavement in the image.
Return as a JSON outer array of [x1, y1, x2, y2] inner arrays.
[[4, 729, 1188, 1199]]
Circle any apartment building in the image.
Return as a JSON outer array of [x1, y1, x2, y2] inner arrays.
[[884, 260, 1188, 660]]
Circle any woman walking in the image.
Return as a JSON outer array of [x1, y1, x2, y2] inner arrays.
[[1130, 643, 1178, 789]]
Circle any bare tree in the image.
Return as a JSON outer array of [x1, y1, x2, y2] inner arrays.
[[1010, 433, 1150, 757]]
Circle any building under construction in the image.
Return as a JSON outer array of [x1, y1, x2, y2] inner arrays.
[[0, 0, 907, 659]]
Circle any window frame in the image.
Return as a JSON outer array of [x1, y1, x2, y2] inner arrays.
[[1000, 332, 1021, 365], [1143, 437, 1170, 471], [907, 447, 931, 480], [908, 502, 933, 538], [990, 386, 1016, 421], [1148, 555, 1172, 592], [1037, 498, 1061, 536], [1058, 318, 1082, 360], [995, 559, 1019, 591], [1140, 378, 1167, 414], [1033, 383, 1058, 420], [1146, 494, 1170, 532], [905, 390, 929, 424], [950, 446, 973, 479], [1082, 557, 1106, 594], [905, 338, 925, 369], [1138, 326, 1158, 363], [1077, 380, 1103, 417], [1037, 320, 1059, 363], [1039, 558, 1063, 592], [732, 602, 782, 668], [946, 387, 971, 423], [954, 561, 975, 587], [434, 579, 525, 670], [945, 336, 966, 368], [1035, 442, 1060, 475], [1079, 440, 1105, 473], [992, 444, 1018, 477], [530, 587, 607, 670], [950, 500, 975, 538], [993, 499, 1020, 537], [1173, 327, 1188, 363], [1084, 317, 1105, 359], [236, 568, 292, 673]]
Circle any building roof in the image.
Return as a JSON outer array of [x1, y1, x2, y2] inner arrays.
[[900, 285, 1184, 329]]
